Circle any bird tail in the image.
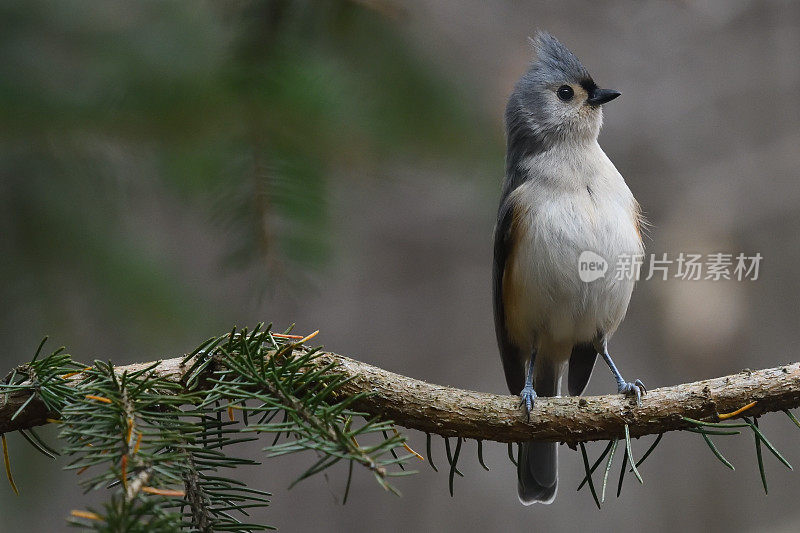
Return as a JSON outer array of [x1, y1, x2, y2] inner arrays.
[[518, 441, 557, 505], [517, 355, 561, 505]]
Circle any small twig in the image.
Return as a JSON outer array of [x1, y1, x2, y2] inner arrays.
[[507, 443, 517, 467], [2, 434, 19, 495], [632, 433, 663, 471], [579, 442, 601, 510], [601, 439, 618, 503], [700, 432, 734, 470], [624, 425, 643, 485], [616, 447, 628, 498], [752, 417, 768, 494], [745, 417, 793, 471], [719, 401, 757, 420], [425, 433, 438, 472], [141, 486, 185, 497], [477, 440, 489, 471], [577, 440, 614, 491], [393, 428, 423, 461], [448, 438, 462, 497], [444, 438, 463, 478], [70, 510, 101, 521]]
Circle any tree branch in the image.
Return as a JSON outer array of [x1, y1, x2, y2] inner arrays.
[[2, 349, 799, 444]]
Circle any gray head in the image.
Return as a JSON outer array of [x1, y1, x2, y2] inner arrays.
[[505, 32, 620, 171]]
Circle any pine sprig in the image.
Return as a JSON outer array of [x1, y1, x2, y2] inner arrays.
[[193, 325, 415, 495], [0, 340, 83, 419], [4, 327, 413, 530]]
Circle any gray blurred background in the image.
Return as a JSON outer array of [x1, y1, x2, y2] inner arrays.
[[2, 1, 799, 531]]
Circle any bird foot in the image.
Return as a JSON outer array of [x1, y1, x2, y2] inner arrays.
[[618, 379, 646, 406], [519, 386, 537, 419]]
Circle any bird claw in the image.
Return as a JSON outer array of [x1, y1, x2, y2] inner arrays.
[[618, 379, 646, 406], [519, 386, 537, 419]]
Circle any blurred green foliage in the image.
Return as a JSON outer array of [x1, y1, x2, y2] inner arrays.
[[0, 0, 492, 357]]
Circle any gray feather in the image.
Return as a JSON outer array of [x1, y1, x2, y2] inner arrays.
[[518, 441, 557, 505], [568, 343, 598, 396], [493, 197, 525, 395], [530, 31, 591, 86]]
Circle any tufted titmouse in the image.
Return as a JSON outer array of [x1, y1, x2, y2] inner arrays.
[[493, 32, 646, 505]]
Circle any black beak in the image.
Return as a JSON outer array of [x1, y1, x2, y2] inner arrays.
[[586, 88, 621, 106]]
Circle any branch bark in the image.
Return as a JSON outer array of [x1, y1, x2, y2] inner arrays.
[[2, 350, 799, 444]]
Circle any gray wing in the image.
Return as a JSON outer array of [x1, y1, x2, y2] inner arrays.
[[493, 196, 526, 395], [567, 343, 598, 396]]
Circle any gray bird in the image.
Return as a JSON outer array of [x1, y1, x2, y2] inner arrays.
[[493, 32, 646, 505]]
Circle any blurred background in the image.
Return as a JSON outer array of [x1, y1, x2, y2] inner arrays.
[[1, 1, 799, 531]]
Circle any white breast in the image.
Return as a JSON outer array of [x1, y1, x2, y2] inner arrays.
[[503, 141, 643, 353]]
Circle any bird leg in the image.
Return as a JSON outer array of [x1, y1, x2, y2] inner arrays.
[[519, 352, 537, 418], [595, 337, 646, 406]]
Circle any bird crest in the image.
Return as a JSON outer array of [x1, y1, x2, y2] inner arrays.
[[528, 31, 591, 84]]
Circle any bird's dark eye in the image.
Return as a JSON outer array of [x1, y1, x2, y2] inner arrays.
[[556, 85, 574, 101]]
